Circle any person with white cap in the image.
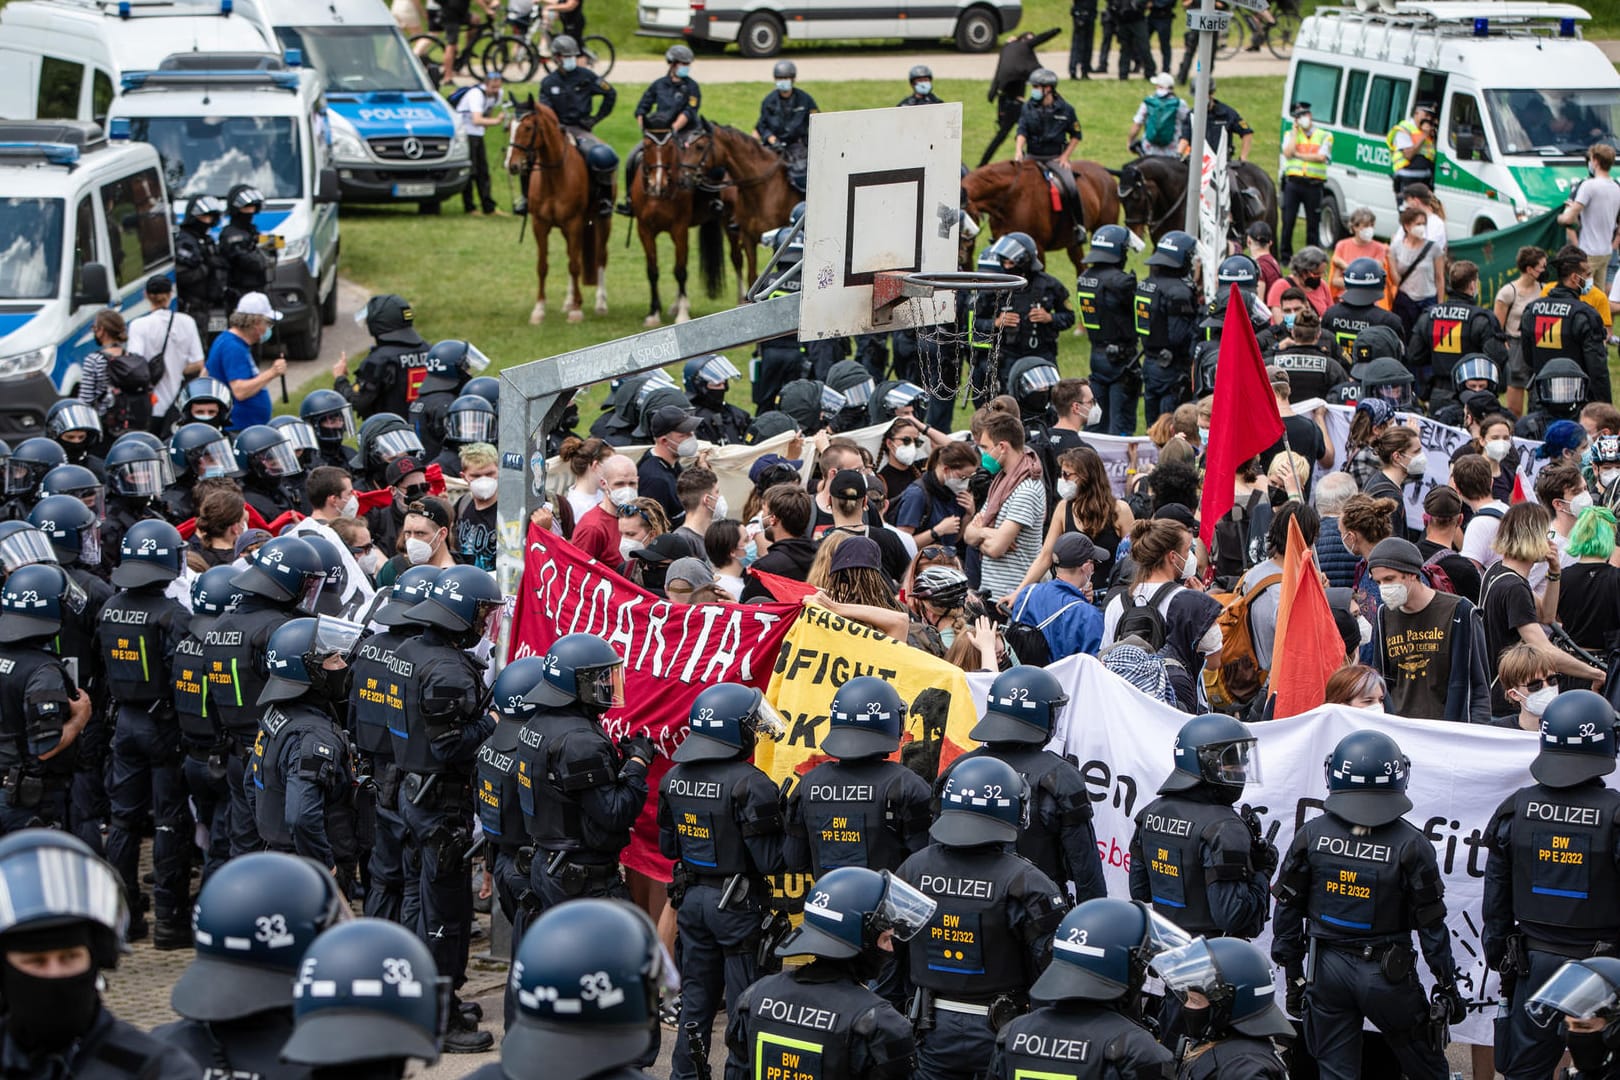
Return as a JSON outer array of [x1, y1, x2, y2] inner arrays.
[[204, 291, 286, 432], [1129, 73, 1184, 157]]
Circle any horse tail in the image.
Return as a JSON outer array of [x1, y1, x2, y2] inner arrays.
[[699, 211, 725, 299], [582, 214, 600, 286]]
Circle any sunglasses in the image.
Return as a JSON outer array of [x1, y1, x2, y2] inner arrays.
[[400, 484, 430, 501], [618, 504, 654, 522], [1519, 678, 1552, 694], [919, 546, 954, 559]]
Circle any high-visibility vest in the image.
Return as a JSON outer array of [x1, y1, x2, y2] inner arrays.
[[1386, 119, 1433, 171], [1284, 126, 1329, 180]]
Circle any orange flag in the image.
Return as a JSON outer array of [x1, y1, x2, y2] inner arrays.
[[1270, 515, 1345, 718]]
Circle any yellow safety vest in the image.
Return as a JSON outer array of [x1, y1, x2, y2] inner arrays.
[[1386, 119, 1433, 171], [1284, 126, 1328, 181]]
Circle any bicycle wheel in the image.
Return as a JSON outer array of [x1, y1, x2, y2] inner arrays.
[[581, 35, 615, 79], [1214, 16, 1241, 60], [1267, 8, 1301, 59], [410, 33, 445, 73], [482, 35, 539, 82], [465, 24, 501, 74]]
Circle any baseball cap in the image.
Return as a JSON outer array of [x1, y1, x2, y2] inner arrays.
[[649, 405, 701, 439], [629, 533, 690, 565], [386, 457, 424, 487], [665, 558, 715, 591], [748, 453, 802, 487], [1153, 503, 1197, 529], [1152, 73, 1174, 90], [828, 469, 867, 502], [145, 275, 173, 295], [234, 292, 283, 321], [233, 528, 273, 560], [1053, 532, 1097, 568], [828, 536, 881, 573], [406, 497, 451, 531]]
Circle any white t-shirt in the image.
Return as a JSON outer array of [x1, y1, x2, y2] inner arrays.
[[1460, 501, 1509, 569], [457, 85, 491, 137], [566, 486, 602, 525], [1572, 176, 1620, 259], [127, 308, 204, 414]]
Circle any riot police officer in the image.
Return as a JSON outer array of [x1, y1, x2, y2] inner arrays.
[[101, 433, 172, 565], [1321, 257, 1405, 355], [99, 520, 192, 950], [897, 754, 1068, 1080], [727, 866, 927, 1080], [536, 34, 619, 219], [411, 339, 490, 463], [392, 564, 503, 1053], [952, 666, 1106, 903], [174, 375, 234, 430], [1076, 223, 1141, 435], [989, 898, 1186, 1080], [1522, 245, 1611, 403], [174, 564, 241, 884], [1151, 936, 1293, 1078], [1271, 730, 1465, 1080], [0, 829, 198, 1078], [205, 535, 327, 856], [1406, 259, 1507, 404], [1524, 956, 1620, 1080], [357, 412, 426, 494], [900, 64, 942, 106], [1191, 257, 1270, 398], [335, 294, 432, 420], [272, 415, 321, 478], [0, 436, 65, 521], [219, 184, 274, 308], [45, 400, 104, 477], [163, 423, 239, 522], [973, 232, 1073, 388], [659, 681, 788, 1080], [1516, 357, 1589, 440], [235, 424, 305, 522], [685, 353, 751, 445], [153, 851, 348, 1079], [1431, 354, 1502, 428], [280, 917, 448, 1076], [518, 633, 650, 909], [1484, 690, 1620, 1080], [1266, 308, 1350, 402], [1135, 230, 1200, 421], [468, 899, 668, 1080], [437, 394, 497, 478], [1015, 68, 1080, 164], [299, 389, 360, 473], [174, 194, 228, 328]]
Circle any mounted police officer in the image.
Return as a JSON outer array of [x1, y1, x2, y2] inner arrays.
[[973, 232, 1073, 392], [1524, 956, 1620, 1080], [727, 866, 927, 1080], [951, 666, 1106, 904], [173, 565, 241, 885], [334, 294, 432, 420], [1014, 69, 1084, 245], [392, 564, 503, 1054], [899, 64, 942, 107], [1151, 936, 1293, 1079], [1076, 223, 1141, 435], [536, 34, 619, 219], [1484, 690, 1620, 1080], [99, 520, 192, 950], [756, 60, 817, 192], [620, 45, 702, 214], [1271, 729, 1465, 1080], [659, 681, 789, 1080], [989, 898, 1187, 1080], [299, 389, 360, 473], [1522, 245, 1612, 404], [897, 754, 1068, 1080], [173, 195, 228, 331], [1406, 259, 1507, 405], [153, 851, 348, 1079], [0, 830, 198, 1078], [219, 185, 274, 310], [411, 339, 489, 463], [684, 353, 751, 445], [1322, 258, 1405, 355], [1135, 230, 1200, 422]]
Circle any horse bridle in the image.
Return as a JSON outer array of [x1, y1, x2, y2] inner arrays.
[[508, 106, 564, 171], [682, 123, 782, 191], [643, 129, 677, 198], [1118, 166, 1182, 237]]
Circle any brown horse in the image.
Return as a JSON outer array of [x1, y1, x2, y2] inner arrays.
[[960, 159, 1122, 277], [628, 130, 730, 327], [507, 98, 609, 325], [679, 121, 800, 291], [1113, 154, 1280, 247]]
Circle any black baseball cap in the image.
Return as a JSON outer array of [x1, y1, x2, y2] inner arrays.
[[648, 405, 701, 439]]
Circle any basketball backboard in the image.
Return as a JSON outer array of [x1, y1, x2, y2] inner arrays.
[[799, 102, 964, 342]]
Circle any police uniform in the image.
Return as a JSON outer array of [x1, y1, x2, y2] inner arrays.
[[1018, 95, 1081, 160], [152, 1011, 305, 1080], [410, 382, 463, 467], [1077, 261, 1140, 436], [336, 331, 432, 421], [972, 272, 1074, 388], [173, 609, 230, 882], [348, 623, 419, 924], [1266, 340, 1350, 402], [1280, 119, 1330, 263], [1180, 101, 1253, 157], [1128, 793, 1270, 939], [218, 213, 273, 309], [473, 713, 535, 1029], [101, 497, 167, 574], [1521, 283, 1612, 403], [0, 639, 79, 832], [1386, 117, 1435, 198], [1177, 1035, 1288, 1079], [0, 1004, 200, 1080], [1321, 298, 1405, 358], [635, 74, 701, 132], [173, 220, 226, 328], [246, 701, 353, 871], [990, 1003, 1175, 1079], [539, 64, 619, 211], [1192, 291, 1269, 397], [784, 757, 931, 877], [243, 472, 301, 525], [202, 596, 290, 855], [900, 91, 944, 107], [61, 564, 112, 855], [725, 961, 917, 1080], [757, 87, 818, 146], [658, 754, 785, 1080], [690, 393, 751, 447], [1134, 269, 1199, 421], [1406, 298, 1506, 404]]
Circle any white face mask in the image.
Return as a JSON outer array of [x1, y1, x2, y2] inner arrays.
[[1378, 581, 1410, 611], [945, 475, 970, 494], [340, 493, 359, 518], [1298, 116, 1313, 130], [1356, 227, 1375, 243], [1356, 615, 1373, 646], [1178, 549, 1199, 581], [1085, 403, 1102, 427], [609, 486, 638, 507], [469, 476, 499, 501], [892, 444, 919, 467], [406, 536, 435, 565], [1362, 700, 1384, 714], [712, 494, 729, 520], [1197, 622, 1223, 655], [1523, 685, 1559, 717], [1484, 438, 1512, 462], [360, 548, 385, 574], [676, 435, 700, 458], [776, 79, 793, 92], [1567, 491, 1594, 517], [1410, 224, 1427, 241], [1600, 468, 1620, 489], [1054, 478, 1077, 502], [1403, 450, 1428, 477], [619, 536, 639, 560]]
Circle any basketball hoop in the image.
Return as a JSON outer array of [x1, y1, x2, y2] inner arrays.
[[874, 270, 1027, 411]]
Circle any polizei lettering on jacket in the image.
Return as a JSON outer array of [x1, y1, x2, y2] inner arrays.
[[757, 998, 840, 1031], [666, 778, 723, 800], [100, 608, 150, 625], [205, 630, 244, 647], [1314, 835, 1393, 862], [1525, 802, 1602, 826], [1143, 814, 1195, 838], [808, 784, 875, 802], [918, 875, 994, 899], [1009, 1032, 1091, 1061]]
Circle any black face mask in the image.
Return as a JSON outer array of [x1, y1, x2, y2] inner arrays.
[[1564, 1027, 1620, 1071], [1302, 274, 1322, 289], [1, 959, 100, 1052], [309, 664, 353, 704], [1180, 1001, 1212, 1040]]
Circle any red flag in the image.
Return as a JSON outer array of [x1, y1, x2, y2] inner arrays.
[[746, 566, 818, 603], [1511, 473, 1527, 504], [1270, 516, 1344, 718], [1199, 284, 1286, 550]]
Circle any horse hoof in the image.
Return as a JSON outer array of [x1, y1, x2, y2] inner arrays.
[[595, 296, 608, 316], [674, 310, 691, 325], [567, 309, 584, 324], [644, 314, 661, 328], [529, 305, 545, 325]]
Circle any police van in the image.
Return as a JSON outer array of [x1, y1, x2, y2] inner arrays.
[[0, 122, 174, 436], [1280, 1, 1620, 242], [107, 53, 341, 361], [637, 0, 1022, 57]]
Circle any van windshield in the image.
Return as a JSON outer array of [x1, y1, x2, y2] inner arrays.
[[0, 199, 64, 301], [131, 117, 302, 200], [277, 25, 428, 94], [1485, 88, 1620, 156]]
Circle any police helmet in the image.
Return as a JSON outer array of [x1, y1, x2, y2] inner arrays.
[[1531, 689, 1619, 787], [970, 664, 1070, 744], [5, 436, 65, 496], [231, 535, 326, 612], [773, 59, 797, 80], [234, 424, 303, 480], [775, 380, 833, 434], [932, 754, 1029, 846], [357, 413, 418, 469], [1452, 354, 1502, 395], [633, 387, 693, 440], [177, 376, 234, 427], [40, 463, 105, 520], [1028, 67, 1058, 87], [282, 918, 447, 1068], [269, 415, 320, 459], [1355, 357, 1416, 409], [825, 675, 907, 758], [0, 563, 85, 643], [909, 64, 933, 81], [444, 394, 497, 446], [987, 231, 1043, 273], [360, 294, 414, 340], [372, 565, 441, 628], [1084, 224, 1131, 265], [227, 183, 265, 213], [1160, 713, 1258, 795], [404, 564, 502, 637], [825, 359, 876, 407], [1146, 230, 1196, 270], [911, 566, 970, 610], [0, 829, 126, 970], [260, 615, 363, 704], [110, 519, 183, 589], [298, 534, 349, 614], [1526, 957, 1620, 1030], [779, 867, 936, 960], [170, 423, 241, 480], [525, 632, 625, 710], [45, 400, 101, 442], [502, 900, 666, 1080], [0, 522, 56, 574], [744, 410, 799, 446], [183, 194, 224, 223], [0, 439, 11, 472], [552, 34, 580, 56], [665, 44, 694, 64], [463, 375, 501, 409], [299, 388, 357, 444], [1031, 898, 1191, 1004], [683, 353, 742, 395], [491, 655, 548, 723], [104, 434, 175, 498], [1323, 729, 1411, 827], [1152, 936, 1295, 1039], [1217, 254, 1260, 290], [423, 339, 492, 387], [1340, 257, 1387, 305], [190, 564, 244, 632], [1008, 356, 1060, 414], [170, 852, 349, 1021], [1351, 324, 1404, 367], [1535, 358, 1590, 409], [28, 493, 100, 566], [673, 682, 787, 762]]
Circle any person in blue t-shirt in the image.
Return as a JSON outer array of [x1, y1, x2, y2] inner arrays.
[[1009, 530, 1105, 660], [204, 291, 285, 431]]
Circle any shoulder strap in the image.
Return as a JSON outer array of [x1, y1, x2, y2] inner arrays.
[[1148, 580, 1180, 607], [1394, 240, 1435, 287]]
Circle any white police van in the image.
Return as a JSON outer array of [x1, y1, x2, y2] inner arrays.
[[1282, 1, 1619, 242], [637, 0, 1022, 57], [0, 122, 174, 436], [107, 53, 341, 362]]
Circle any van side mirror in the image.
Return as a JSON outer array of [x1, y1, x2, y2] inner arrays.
[[316, 167, 340, 203], [75, 263, 111, 308]]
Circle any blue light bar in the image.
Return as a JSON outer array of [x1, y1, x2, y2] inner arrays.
[[1560, 17, 1575, 35], [0, 142, 81, 166], [285, 47, 303, 67], [106, 117, 131, 140], [117, 0, 130, 16], [220, 0, 233, 12], [122, 69, 300, 90], [1473, 16, 1488, 35]]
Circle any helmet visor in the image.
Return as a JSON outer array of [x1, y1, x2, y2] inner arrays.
[[1150, 937, 1220, 999], [840, 378, 875, 407], [1017, 365, 1061, 394], [445, 409, 495, 444], [698, 356, 742, 385], [1544, 375, 1587, 405], [277, 421, 319, 454], [78, 522, 102, 568], [374, 429, 424, 460], [1202, 739, 1260, 786], [294, 570, 325, 616], [62, 575, 88, 616], [581, 662, 626, 710], [50, 402, 102, 437], [112, 456, 174, 497], [66, 485, 105, 523], [877, 870, 936, 942], [253, 440, 303, 478], [884, 381, 927, 410], [0, 843, 125, 941], [463, 343, 492, 375], [4, 461, 40, 496], [0, 528, 56, 572], [313, 615, 364, 663], [192, 437, 237, 479], [312, 404, 358, 442], [749, 697, 789, 742], [634, 370, 678, 408], [1527, 962, 1620, 1028], [819, 385, 848, 415], [986, 234, 1028, 266], [1144, 907, 1195, 958]]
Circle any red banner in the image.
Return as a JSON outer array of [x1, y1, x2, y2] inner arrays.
[[508, 525, 800, 880]]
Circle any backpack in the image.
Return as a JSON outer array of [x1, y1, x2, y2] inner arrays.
[[102, 349, 160, 436], [1212, 490, 1265, 588], [1205, 572, 1283, 710], [447, 84, 475, 108], [1143, 94, 1180, 147], [1112, 581, 1179, 653], [1419, 551, 1458, 595]]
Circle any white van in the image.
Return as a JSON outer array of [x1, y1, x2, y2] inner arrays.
[[1281, 1, 1619, 243], [108, 53, 341, 361], [0, 121, 174, 436], [638, 0, 1023, 57]]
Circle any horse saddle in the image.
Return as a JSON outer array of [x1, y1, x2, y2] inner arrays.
[[1035, 160, 1086, 244]]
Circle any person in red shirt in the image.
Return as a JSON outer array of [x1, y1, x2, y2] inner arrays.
[[1246, 221, 1283, 296], [571, 454, 639, 565]]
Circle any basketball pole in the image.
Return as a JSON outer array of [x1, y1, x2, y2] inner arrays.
[[1184, 0, 1218, 236]]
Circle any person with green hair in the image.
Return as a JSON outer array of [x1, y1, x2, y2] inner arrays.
[[1557, 505, 1620, 665]]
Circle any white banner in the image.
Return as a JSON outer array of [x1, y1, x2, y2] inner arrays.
[[966, 653, 1574, 1047], [1197, 129, 1230, 305], [1087, 433, 1161, 499]]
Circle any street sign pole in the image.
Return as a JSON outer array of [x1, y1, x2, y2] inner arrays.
[[1184, 0, 1217, 235]]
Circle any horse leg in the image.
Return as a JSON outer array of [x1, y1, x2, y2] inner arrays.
[[639, 222, 662, 328], [564, 220, 585, 324], [730, 231, 746, 305], [530, 220, 550, 325], [672, 226, 691, 323]]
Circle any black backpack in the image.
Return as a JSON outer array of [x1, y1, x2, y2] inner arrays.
[[1112, 581, 1179, 652], [102, 349, 160, 436]]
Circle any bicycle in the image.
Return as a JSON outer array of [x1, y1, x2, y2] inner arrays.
[[482, 14, 615, 84], [410, 13, 506, 84], [1215, 0, 1300, 60]]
